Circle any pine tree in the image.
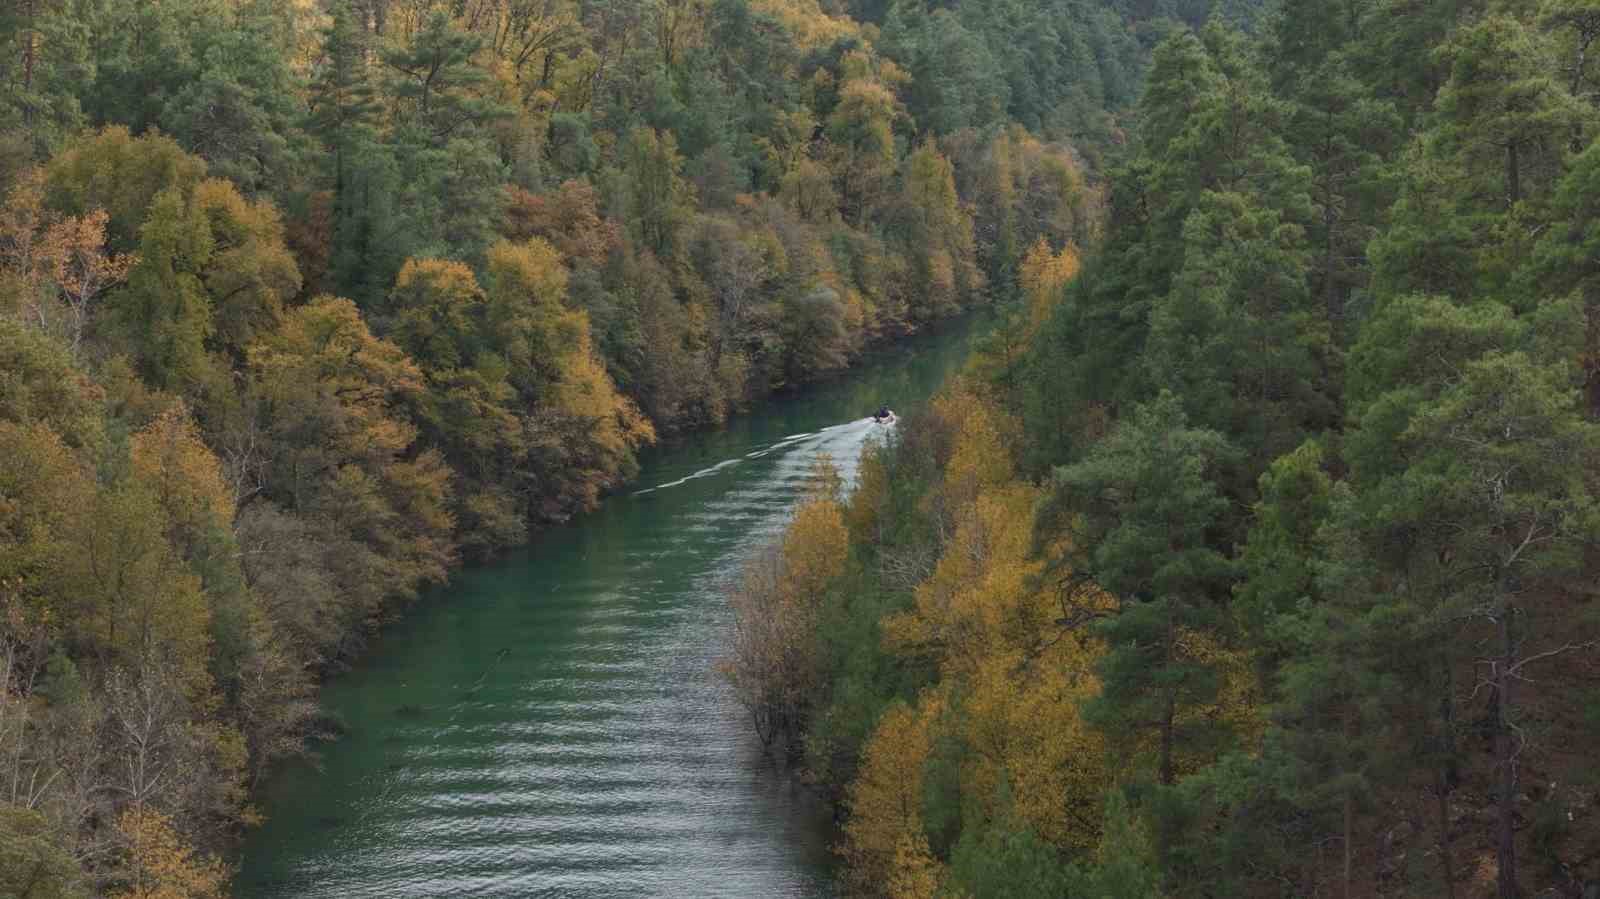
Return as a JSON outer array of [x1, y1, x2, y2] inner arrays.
[[1048, 392, 1240, 789], [1267, 0, 1401, 331], [307, 1, 378, 196], [159, 1, 307, 197], [307, 1, 401, 302], [1142, 189, 1332, 476], [381, 11, 506, 145]]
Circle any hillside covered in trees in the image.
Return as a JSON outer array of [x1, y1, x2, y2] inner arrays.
[[725, 0, 1600, 896], [0, 0, 1225, 894]]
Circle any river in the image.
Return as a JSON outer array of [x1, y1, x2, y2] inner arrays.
[[234, 316, 986, 898]]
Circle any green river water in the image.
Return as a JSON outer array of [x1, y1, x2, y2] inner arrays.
[[235, 316, 986, 898]]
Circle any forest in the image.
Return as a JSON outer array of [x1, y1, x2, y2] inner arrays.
[[723, 0, 1600, 896], [0, 0, 1197, 894]]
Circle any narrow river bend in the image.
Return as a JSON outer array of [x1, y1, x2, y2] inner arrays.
[[236, 318, 984, 898]]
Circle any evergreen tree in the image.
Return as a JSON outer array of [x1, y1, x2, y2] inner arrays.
[[307, 0, 378, 188], [1267, 0, 1401, 331], [1143, 189, 1332, 477], [160, 1, 307, 197], [1047, 392, 1240, 788], [0, 0, 95, 163], [381, 12, 506, 144], [307, 0, 390, 302]]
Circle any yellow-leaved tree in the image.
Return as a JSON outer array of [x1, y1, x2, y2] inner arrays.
[[917, 384, 1019, 534], [0, 421, 95, 626], [898, 143, 982, 321], [114, 808, 228, 899], [1018, 237, 1081, 333], [885, 481, 1116, 854], [130, 403, 235, 562], [486, 237, 654, 519], [838, 687, 934, 883], [841, 695, 944, 896], [748, 0, 861, 48], [247, 296, 456, 614], [722, 458, 848, 748], [841, 387, 1120, 892]]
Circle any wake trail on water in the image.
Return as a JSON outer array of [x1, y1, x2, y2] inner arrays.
[[631, 418, 892, 497]]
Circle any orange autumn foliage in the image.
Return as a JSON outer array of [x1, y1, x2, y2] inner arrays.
[[487, 237, 655, 513], [502, 181, 621, 267], [247, 297, 457, 602], [0, 169, 137, 353], [114, 807, 228, 899]]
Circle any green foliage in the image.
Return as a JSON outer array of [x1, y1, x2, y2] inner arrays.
[[615, 126, 694, 260], [881, 6, 1007, 135], [382, 12, 504, 143], [14, 0, 1596, 894], [0, 317, 105, 450], [945, 814, 1079, 899], [0, 0, 94, 162], [1050, 392, 1240, 786], [0, 804, 86, 899], [1234, 440, 1330, 647], [381, 13, 509, 268], [157, 2, 307, 196], [307, 1, 379, 171], [43, 126, 207, 250], [1082, 792, 1164, 898], [113, 187, 217, 389], [1143, 189, 1332, 471]]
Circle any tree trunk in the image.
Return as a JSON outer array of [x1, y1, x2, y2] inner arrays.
[[1506, 141, 1521, 209], [1441, 659, 1461, 789], [22, 0, 38, 91], [1495, 608, 1519, 898], [1573, 33, 1595, 152], [1159, 600, 1178, 787], [20, 0, 38, 131], [1159, 690, 1176, 787], [1435, 767, 1458, 899], [1343, 790, 1354, 899], [1321, 105, 1342, 334], [1324, 196, 1339, 328]]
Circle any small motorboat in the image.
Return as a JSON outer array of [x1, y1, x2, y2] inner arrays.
[[871, 408, 897, 426]]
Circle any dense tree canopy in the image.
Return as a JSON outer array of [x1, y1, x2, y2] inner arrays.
[[733, 1, 1600, 897], [0, 0, 1135, 892]]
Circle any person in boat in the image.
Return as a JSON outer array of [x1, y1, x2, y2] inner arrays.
[[872, 405, 894, 423]]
